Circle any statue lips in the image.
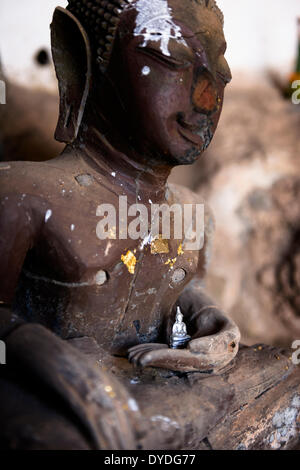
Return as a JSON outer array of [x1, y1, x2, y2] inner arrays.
[[177, 125, 205, 147], [177, 118, 209, 147]]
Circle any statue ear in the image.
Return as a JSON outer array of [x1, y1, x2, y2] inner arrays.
[[51, 7, 92, 144]]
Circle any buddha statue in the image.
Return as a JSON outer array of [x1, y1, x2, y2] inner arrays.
[[170, 307, 191, 349], [0, 0, 241, 449]]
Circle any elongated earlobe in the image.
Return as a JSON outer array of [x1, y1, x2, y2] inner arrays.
[[51, 7, 92, 144]]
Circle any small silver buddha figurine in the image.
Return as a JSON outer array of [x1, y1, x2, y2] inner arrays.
[[170, 307, 191, 349]]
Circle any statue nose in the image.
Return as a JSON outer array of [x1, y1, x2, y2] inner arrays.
[[192, 75, 217, 114]]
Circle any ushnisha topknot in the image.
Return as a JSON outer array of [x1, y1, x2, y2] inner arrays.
[[67, 0, 223, 70], [67, 0, 133, 69]]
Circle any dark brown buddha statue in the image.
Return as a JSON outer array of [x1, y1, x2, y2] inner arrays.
[[0, 0, 242, 449]]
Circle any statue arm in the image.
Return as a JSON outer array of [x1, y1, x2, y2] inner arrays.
[[128, 282, 240, 373], [0, 321, 143, 449], [174, 198, 240, 368], [177, 279, 240, 365], [0, 190, 143, 449]]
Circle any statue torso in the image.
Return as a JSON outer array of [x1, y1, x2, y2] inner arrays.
[[1, 152, 212, 354]]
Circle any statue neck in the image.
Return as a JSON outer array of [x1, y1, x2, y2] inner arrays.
[[75, 118, 172, 203]]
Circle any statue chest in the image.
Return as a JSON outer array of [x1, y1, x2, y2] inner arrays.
[[18, 191, 204, 353]]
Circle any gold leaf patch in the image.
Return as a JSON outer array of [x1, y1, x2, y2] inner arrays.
[[121, 250, 137, 275], [177, 243, 184, 256], [151, 236, 169, 254], [165, 257, 177, 268]]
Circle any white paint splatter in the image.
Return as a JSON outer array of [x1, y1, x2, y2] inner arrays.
[[151, 415, 180, 430], [128, 398, 139, 412], [105, 240, 113, 257], [140, 232, 153, 250], [70, 224, 75, 231], [134, 0, 187, 57], [130, 377, 140, 385], [45, 209, 52, 223], [142, 65, 151, 76]]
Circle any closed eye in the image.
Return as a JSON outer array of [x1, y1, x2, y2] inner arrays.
[[137, 46, 192, 70]]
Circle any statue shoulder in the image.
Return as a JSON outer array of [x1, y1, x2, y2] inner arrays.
[[0, 160, 60, 197], [0, 154, 86, 203], [0, 159, 77, 228]]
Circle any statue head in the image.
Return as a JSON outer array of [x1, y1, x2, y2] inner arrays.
[[51, 0, 231, 166]]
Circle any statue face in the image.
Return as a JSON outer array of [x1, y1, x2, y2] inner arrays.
[[107, 0, 231, 166]]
